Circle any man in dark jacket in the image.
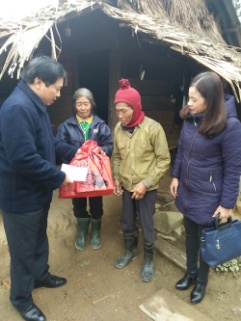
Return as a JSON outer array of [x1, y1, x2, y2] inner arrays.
[[0, 56, 78, 321]]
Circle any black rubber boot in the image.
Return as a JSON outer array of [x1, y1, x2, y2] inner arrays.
[[114, 231, 138, 269], [91, 218, 101, 250], [140, 242, 154, 282], [75, 218, 91, 250]]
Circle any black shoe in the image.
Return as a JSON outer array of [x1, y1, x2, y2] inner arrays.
[[35, 274, 67, 288], [19, 304, 46, 321], [191, 282, 207, 304], [175, 273, 196, 290]]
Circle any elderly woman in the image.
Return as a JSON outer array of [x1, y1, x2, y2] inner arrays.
[[57, 88, 113, 251]]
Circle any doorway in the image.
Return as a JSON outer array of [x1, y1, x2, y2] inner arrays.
[[78, 50, 109, 124]]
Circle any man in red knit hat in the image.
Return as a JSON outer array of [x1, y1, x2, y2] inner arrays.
[[113, 79, 170, 282]]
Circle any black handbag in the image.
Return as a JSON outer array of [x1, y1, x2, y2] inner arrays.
[[200, 215, 241, 267]]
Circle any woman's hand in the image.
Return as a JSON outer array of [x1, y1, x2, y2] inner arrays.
[[170, 177, 179, 198], [75, 148, 83, 156], [213, 206, 232, 220]]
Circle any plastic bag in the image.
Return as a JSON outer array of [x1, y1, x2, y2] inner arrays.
[[59, 140, 114, 198]]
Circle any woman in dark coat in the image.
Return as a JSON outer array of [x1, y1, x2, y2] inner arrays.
[[57, 88, 113, 251], [170, 71, 241, 304]]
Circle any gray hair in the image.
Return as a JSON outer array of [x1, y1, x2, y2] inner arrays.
[[73, 88, 96, 110]]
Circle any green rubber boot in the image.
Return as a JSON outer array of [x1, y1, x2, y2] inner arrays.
[[114, 231, 138, 269], [91, 218, 102, 250], [75, 218, 91, 250], [140, 242, 154, 282]]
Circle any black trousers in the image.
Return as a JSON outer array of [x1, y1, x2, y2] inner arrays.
[[72, 196, 103, 219], [121, 189, 157, 244], [2, 206, 50, 311], [184, 217, 210, 283]]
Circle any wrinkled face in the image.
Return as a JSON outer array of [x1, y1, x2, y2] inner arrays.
[[115, 102, 133, 126], [36, 77, 64, 106], [75, 97, 92, 119], [188, 86, 207, 115]]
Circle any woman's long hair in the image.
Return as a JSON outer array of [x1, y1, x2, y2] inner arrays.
[[180, 72, 227, 136]]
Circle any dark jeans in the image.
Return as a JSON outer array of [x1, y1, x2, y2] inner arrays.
[[2, 206, 50, 311], [121, 189, 157, 244], [72, 196, 103, 219], [184, 217, 210, 283]]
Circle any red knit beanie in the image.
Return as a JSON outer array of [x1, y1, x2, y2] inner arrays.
[[114, 79, 145, 127]]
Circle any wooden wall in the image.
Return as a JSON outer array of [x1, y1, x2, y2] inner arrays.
[[128, 78, 180, 150], [111, 31, 186, 150], [47, 87, 74, 126]]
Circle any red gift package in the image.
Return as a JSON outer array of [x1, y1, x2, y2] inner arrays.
[[59, 140, 114, 198]]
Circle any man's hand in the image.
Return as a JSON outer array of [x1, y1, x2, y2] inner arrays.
[[62, 175, 73, 185], [114, 179, 123, 196], [131, 182, 147, 200]]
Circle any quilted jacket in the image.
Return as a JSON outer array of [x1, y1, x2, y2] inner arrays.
[[56, 114, 113, 158], [171, 94, 241, 226]]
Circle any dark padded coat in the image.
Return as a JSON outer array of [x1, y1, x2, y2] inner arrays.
[[56, 114, 113, 158], [0, 80, 78, 213], [171, 94, 241, 226]]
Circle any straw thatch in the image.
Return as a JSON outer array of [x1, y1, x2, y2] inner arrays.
[[0, 0, 241, 99], [0, 1, 97, 78], [103, 2, 241, 100]]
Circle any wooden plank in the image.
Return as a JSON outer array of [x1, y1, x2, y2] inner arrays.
[[129, 78, 171, 96], [163, 126, 181, 137], [154, 238, 186, 272], [145, 110, 175, 124], [49, 87, 73, 125], [139, 288, 214, 321], [108, 46, 122, 131], [142, 96, 174, 110]]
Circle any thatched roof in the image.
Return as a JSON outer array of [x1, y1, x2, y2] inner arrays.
[[1, 0, 241, 99]]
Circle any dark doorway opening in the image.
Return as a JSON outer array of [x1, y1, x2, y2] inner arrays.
[[78, 50, 109, 124]]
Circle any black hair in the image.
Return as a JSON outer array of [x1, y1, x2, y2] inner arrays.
[[180, 71, 226, 136], [20, 56, 66, 86]]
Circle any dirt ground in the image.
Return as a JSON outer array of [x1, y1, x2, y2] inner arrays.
[[1, 178, 241, 321]]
